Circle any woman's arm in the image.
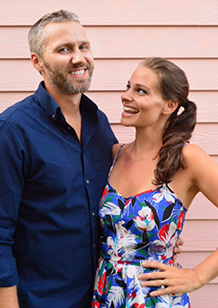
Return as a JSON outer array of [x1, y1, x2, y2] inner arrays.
[[138, 248, 218, 296], [138, 145, 218, 295]]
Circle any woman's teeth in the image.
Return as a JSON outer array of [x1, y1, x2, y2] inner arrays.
[[123, 106, 139, 114]]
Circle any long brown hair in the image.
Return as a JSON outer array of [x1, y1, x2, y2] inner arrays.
[[139, 57, 197, 185]]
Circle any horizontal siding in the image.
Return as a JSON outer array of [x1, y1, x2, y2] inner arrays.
[[191, 124, 218, 154], [1, 59, 218, 92], [188, 284, 218, 307], [1, 91, 218, 155], [0, 0, 218, 26], [179, 252, 218, 283], [81, 90, 218, 124], [1, 26, 218, 59], [111, 123, 218, 154], [186, 193, 218, 220], [0, 1, 218, 307], [181, 220, 217, 251], [1, 91, 218, 123], [2, 92, 218, 155]]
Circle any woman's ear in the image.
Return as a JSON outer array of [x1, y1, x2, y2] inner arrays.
[[163, 100, 178, 115]]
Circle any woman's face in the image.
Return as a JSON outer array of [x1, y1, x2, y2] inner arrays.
[[121, 66, 171, 131]]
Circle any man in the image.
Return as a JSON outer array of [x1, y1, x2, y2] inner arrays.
[[0, 10, 117, 308]]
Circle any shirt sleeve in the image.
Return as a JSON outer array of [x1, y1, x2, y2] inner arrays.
[[0, 120, 27, 286], [99, 109, 119, 145]]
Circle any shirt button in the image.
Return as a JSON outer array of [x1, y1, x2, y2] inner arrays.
[[92, 212, 95, 216], [93, 244, 96, 249], [86, 179, 90, 184], [52, 114, 56, 119]]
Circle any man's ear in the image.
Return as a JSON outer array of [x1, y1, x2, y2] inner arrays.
[[163, 100, 178, 115], [30, 53, 44, 74]]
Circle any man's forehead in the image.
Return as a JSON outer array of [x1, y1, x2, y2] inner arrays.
[[44, 21, 90, 46]]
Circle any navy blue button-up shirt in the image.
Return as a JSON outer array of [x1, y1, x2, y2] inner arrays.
[[0, 82, 117, 308]]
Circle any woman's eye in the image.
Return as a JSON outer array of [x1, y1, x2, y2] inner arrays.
[[138, 88, 147, 94]]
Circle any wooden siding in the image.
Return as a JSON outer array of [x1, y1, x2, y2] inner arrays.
[[1, 0, 218, 26], [0, 1, 218, 306]]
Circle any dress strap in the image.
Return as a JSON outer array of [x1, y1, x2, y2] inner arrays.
[[108, 144, 125, 177], [183, 142, 189, 147]]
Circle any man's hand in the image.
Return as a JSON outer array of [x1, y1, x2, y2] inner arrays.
[[173, 237, 184, 265], [0, 286, 19, 308]]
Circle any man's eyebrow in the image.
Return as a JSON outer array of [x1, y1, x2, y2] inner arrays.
[[55, 40, 90, 48]]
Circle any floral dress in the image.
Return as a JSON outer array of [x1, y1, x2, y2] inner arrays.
[[92, 146, 190, 308]]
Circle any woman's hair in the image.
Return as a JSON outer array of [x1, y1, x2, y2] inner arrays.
[[28, 10, 80, 57], [139, 57, 197, 185]]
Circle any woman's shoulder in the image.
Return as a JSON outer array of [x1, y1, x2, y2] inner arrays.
[[182, 143, 207, 159], [182, 143, 216, 169], [112, 143, 125, 159]]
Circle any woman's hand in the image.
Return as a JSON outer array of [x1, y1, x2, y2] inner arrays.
[[138, 261, 203, 297]]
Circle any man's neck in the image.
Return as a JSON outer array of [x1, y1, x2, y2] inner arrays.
[[45, 84, 83, 141]]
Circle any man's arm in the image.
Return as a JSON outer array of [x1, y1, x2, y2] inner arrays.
[[0, 286, 19, 308], [0, 123, 23, 301]]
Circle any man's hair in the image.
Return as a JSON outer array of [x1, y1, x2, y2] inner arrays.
[[28, 10, 80, 57]]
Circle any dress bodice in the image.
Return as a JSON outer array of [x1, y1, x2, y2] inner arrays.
[[99, 180, 187, 265]]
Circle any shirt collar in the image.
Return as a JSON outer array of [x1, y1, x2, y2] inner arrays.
[[34, 81, 98, 122], [35, 82, 60, 120]]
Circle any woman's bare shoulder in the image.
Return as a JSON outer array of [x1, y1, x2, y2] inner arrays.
[[182, 143, 218, 172], [112, 143, 123, 159], [182, 143, 210, 161]]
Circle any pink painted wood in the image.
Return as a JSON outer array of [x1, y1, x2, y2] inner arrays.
[[0, 1, 218, 306]]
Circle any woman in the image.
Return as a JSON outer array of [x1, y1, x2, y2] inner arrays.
[[91, 57, 218, 307]]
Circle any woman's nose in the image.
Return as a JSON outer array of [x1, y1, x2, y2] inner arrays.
[[121, 89, 133, 102]]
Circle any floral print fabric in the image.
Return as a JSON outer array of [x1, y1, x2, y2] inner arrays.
[[91, 180, 190, 307]]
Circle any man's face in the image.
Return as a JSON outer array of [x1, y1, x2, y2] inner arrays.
[[38, 21, 94, 95]]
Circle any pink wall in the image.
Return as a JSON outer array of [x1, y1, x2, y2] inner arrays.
[[0, 1, 218, 306]]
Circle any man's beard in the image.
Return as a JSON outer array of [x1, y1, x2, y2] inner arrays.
[[43, 61, 94, 95]]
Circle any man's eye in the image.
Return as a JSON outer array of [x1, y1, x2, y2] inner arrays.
[[80, 45, 88, 51], [59, 47, 70, 53]]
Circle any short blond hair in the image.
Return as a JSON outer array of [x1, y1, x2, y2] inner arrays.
[[28, 10, 80, 57]]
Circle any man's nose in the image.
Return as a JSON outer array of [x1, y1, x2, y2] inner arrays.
[[71, 48, 85, 64]]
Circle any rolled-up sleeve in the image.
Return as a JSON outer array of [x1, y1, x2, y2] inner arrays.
[[0, 120, 27, 286]]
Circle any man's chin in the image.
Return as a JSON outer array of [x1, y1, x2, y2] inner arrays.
[[58, 84, 91, 95]]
